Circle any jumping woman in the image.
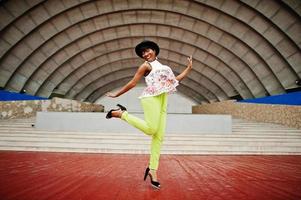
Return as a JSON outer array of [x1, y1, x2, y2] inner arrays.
[[106, 40, 192, 189]]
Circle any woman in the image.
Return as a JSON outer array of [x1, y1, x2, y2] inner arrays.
[[106, 40, 192, 189]]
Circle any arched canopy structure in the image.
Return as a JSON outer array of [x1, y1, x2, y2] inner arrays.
[[0, 0, 300, 103]]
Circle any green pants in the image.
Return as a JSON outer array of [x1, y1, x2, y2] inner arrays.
[[121, 93, 168, 170]]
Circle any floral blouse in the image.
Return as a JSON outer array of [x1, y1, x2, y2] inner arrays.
[[139, 59, 179, 98]]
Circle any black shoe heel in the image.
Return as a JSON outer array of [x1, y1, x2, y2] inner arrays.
[[143, 167, 160, 189], [144, 167, 150, 181], [117, 104, 127, 111], [106, 104, 126, 119], [106, 109, 114, 119]]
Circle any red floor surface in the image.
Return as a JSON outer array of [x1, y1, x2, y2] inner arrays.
[[0, 151, 301, 200]]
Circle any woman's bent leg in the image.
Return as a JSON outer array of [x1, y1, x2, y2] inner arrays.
[[121, 112, 154, 136], [121, 95, 161, 136]]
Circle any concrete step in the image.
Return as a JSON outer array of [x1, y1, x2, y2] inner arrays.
[[1, 131, 301, 139], [1, 130, 301, 138], [0, 120, 300, 133], [0, 116, 300, 154], [0, 131, 301, 139], [0, 144, 300, 155], [1, 135, 301, 145], [35, 112, 233, 134]]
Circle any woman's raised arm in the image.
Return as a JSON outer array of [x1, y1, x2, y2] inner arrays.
[[176, 56, 192, 82], [106, 62, 150, 98]]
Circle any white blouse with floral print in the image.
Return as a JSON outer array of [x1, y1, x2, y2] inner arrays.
[[139, 59, 179, 98]]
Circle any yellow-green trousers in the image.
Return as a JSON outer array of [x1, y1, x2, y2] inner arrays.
[[121, 93, 168, 170]]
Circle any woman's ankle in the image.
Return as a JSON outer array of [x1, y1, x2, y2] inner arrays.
[[111, 109, 123, 118], [150, 169, 158, 181]]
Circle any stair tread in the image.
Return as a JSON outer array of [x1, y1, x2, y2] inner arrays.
[[0, 117, 300, 154]]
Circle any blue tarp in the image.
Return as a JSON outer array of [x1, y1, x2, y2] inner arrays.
[[239, 91, 301, 105], [0, 90, 48, 101]]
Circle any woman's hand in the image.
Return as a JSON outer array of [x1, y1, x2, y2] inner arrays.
[[187, 55, 192, 69], [106, 92, 117, 98]]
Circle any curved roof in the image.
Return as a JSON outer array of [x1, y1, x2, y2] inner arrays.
[[0, 0, 300, 103]]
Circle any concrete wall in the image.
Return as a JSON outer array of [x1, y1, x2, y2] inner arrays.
[[35, 112, 232, 134], [0, 97, 104, 119], [192, 100, 301, 129]]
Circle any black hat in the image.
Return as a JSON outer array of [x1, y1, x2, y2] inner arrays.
[[135, 40, 160, 58]]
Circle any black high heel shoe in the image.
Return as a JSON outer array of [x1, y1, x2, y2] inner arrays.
[[105, 108, 119, 119], [144, 167, 160, 189], [106, 104, 127, 119]]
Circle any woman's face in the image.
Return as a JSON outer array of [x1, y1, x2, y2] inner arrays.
[[142, 48, 156, 62]]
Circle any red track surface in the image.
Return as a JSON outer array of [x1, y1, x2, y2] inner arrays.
[[0, 151, 301, 200]]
